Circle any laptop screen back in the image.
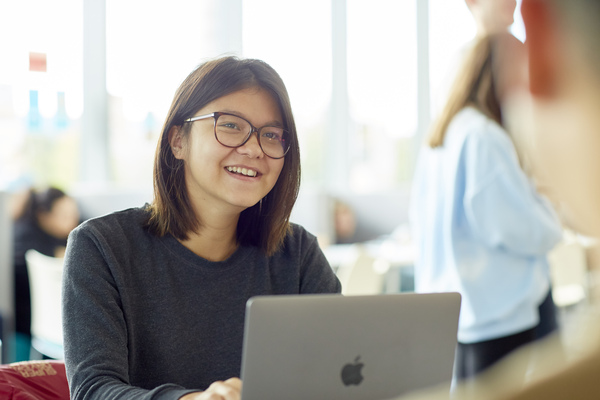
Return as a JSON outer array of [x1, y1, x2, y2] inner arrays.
[[240, 292, 461, 400]]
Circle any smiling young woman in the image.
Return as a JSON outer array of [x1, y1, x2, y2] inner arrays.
[[148, 57, 302, 258], [61, 56, 341, 400]]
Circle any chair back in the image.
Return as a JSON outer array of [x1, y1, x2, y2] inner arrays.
[[336, 245, 385, 295], [25, 250, 64, 359], [0, 360, 69, 399], [548, 235, 589, 308]]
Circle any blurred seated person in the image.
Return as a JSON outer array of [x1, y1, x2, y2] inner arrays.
[[12, 186, 80, 360], [334, 199, 357, 244]]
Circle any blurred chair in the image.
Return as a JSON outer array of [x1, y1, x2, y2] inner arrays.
[[25, 250, 64, 360], [548, 233, 589, 308], [336, 244, 385, 295], [0, 360, 68, 399]]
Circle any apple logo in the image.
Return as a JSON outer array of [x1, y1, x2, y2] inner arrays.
[[341, 355, 364, 386]]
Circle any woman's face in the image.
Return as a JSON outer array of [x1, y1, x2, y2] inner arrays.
[[38, 196, 80, 239], [470, 0, 517, 35], [172, 87, 286, 215]]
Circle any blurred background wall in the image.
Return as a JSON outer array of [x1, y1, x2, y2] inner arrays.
[[0, 0, 525, 361]]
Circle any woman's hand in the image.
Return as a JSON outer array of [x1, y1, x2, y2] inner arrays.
[[180, 378, 242, 400]]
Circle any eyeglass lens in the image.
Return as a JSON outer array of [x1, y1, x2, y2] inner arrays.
[[215, 114, 289, 158]]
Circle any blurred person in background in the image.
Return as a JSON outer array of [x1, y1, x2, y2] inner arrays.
[[333, 199, 357, 244], [12, 186, 80, 361], [409, 32, 563, 384]]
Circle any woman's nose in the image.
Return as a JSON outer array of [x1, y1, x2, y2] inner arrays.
[[236, 131, 264, 158]]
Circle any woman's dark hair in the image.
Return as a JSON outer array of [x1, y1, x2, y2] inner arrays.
[[17, 187, 67, 223], [146, 56, 301, 256], [427, 34, 503, 148]]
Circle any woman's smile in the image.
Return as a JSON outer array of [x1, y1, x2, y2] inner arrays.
[[225, 165, 260, 178]]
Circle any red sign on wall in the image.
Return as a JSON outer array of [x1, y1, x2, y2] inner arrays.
[[29, 52, 47, 72]]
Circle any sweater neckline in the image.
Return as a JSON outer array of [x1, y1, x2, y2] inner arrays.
[[160, 233, 254, 270]]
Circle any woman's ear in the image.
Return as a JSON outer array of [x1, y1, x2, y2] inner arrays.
[[522, 0, 560, 98], [168, 126, 185, 159]]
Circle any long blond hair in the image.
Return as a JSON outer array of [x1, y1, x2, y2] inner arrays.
[[428, 34, 502, 148]]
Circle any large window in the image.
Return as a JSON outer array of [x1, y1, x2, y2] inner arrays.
[[106, 0, 235, 187], [347, 0, 418, 192], [0, 0, 83, 190], [0, 0, 525, 197], [428, 0, 475, 117], [243, 0, 332, 188]]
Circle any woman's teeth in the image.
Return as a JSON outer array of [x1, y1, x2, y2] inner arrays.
[[227, 166, 257, 177]]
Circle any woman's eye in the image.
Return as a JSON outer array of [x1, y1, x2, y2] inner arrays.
[[221, 123, 239, 129], [262, 131, 282, 141]]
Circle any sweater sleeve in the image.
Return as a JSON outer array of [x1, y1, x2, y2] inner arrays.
[[293, 225, 342, 294], [62, 225, 196, 400], [462, 127, 563, 256]]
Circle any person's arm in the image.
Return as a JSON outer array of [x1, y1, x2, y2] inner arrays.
[[62, 227, 198, 400], [179, 379, 241, 400], [463, 127, 563, 256]]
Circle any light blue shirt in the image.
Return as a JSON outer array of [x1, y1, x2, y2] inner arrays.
[[409, 107, 563, 343]]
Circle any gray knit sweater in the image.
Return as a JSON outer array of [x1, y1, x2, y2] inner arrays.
[[62, 207, 341, 400]]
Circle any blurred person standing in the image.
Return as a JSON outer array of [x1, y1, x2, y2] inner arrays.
[[12, 186, 80, 360], [409, 32, 563, 383]]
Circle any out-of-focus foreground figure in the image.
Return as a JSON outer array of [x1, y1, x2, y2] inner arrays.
[[502, 0, 600, 396], [465, 0, 517, 37], [400, 0, 600, 398]]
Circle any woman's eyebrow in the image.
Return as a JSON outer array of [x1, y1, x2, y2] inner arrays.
[[220, 109, 284, 127]]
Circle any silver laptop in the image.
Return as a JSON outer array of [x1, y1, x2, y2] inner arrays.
[[240, 292, 461, 400]]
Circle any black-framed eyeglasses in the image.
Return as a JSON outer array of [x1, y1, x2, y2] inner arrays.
[[184, 112, 290, 159]]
